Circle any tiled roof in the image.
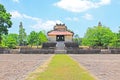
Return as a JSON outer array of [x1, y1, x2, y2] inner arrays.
[[48, 31, 73, 36]]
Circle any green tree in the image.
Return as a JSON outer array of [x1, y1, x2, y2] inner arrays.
[[112, 27, 120, 47], [28, 31, 38, 47], [1, 34, 7, 47], [27, 31, 48, 47], [18, 22, 27, 46], [82, 22, 115, 48], [38, 31, 48, 45], [2, 33, 18, 48], [0, 4, 12, 44]]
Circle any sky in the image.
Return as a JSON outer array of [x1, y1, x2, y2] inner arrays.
[[0, 0, 120, 37]]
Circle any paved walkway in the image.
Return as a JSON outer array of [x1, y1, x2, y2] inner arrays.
[[0, 54, 53, 80], [70, 54, 120, 80]]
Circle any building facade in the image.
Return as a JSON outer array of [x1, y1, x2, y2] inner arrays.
[[47, 24, 74, 42]]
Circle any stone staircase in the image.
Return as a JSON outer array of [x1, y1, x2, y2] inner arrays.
[[54, 42, 66, 53]]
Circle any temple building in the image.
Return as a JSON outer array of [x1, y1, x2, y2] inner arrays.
[[47, 24, 74, 42]]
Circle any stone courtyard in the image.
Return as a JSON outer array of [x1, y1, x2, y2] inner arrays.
[[0, 54, 120, 80], [70, 54, 120, 80], [0, 54, 53, 80]]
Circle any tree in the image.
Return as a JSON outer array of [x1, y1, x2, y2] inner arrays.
[[18, 22, 27, 46], [38, 31, 48, 45], [0, 4, 12, 44], [28, 31, 38, 47], [27, 31, 48, 47], [82, 22, 115, 48], [109, 33, 118, 48], [2, 33, 18, 48], [1, 34, 7, 47], [112, 26, 120, 47]]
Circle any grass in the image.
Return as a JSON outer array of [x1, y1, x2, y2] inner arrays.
[[26, 54, 97, 80]]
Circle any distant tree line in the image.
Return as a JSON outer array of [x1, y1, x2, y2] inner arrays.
[[1, 22, 48, 48]]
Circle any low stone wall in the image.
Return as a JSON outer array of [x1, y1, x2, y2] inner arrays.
[[64, 42, 79, 48], [111, 49, 120, 54], [42, 42, 56, 49], [66, 49, 101, 54], [19, 42, 56, 54], [19, 48, 54, 54], [0, 47, 120, 54], [0, 48, 10, 54]]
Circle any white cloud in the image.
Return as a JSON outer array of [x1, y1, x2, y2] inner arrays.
[[65, 17, 79, 21], [54, 0, 111, 13], [82, 13, 93, 20], [10, 11, 22, 18], [22, 14, 41, 22], [10, 11, 63, 31], [12, 0, 19, 3], [10, 11, 41, 21], [31, 20, 63, 31]]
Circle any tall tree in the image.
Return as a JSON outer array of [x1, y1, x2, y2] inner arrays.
[[38, 31, 48, 45], [28, 31, 38, 47], [18, 22, 27, 46], [0, 4, 12, 44], [82, 22, 115, 48]]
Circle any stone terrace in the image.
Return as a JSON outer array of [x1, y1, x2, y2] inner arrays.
[[0, 54, 53, 80], [70, 54, 120, 80]]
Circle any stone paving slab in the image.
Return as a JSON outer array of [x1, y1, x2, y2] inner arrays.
[[70, 54, 120, 80], [0, 54, 53, 80]]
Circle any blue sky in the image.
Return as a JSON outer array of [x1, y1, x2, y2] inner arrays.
[[0, 0, 120, 37]]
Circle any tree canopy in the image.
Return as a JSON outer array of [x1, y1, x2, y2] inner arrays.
[[0, 4, 12, 44], [2, 33, 18, 48], [38, 31, 48, 45], [27, 31, 48, 47], [111, 26, 120, 47], [28, 31, 38, 47], [82, 24, 115, 48]]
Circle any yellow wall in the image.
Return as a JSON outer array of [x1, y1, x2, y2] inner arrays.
[[48, 35, 73, 42], [48, 36, 56, 42], [65, 36, 73, 42]]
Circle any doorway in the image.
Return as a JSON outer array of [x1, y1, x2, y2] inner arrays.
[[56, 35, 64, 41]]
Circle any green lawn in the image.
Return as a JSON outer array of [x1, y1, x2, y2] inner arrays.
[[26, 54, 97, 80]]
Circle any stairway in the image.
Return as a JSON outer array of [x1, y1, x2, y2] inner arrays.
[[54, 42, 66, 53]]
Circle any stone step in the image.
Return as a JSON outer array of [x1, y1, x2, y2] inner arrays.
[[56, 42, 65, 50], [54, 50, 67, 54], [55, 42, 66, 53]]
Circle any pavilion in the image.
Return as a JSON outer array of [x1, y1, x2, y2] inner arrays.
[[47, 24, 74, 42]]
